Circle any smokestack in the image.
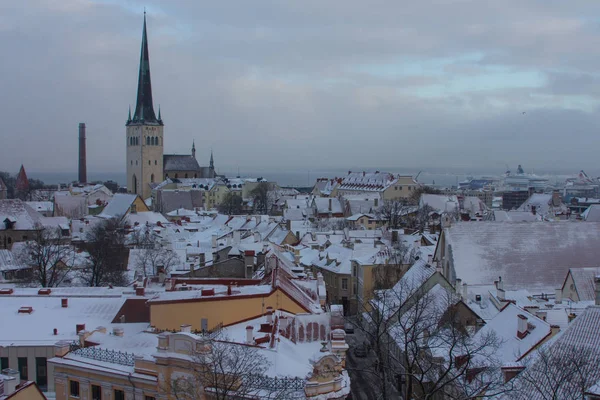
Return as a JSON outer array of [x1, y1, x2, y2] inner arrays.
[[78, 123, 87, 183]]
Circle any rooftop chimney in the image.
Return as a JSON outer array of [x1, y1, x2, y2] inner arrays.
[[1, 368, 20, 396], [517, 314, 528, 339], [113, 327, 124, 337], [180, 324, 191, 333], [246, 325, 254, 344], [78, 123, 87, 184]]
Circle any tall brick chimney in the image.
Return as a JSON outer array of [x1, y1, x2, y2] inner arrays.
[[78, 123, 87, 184]]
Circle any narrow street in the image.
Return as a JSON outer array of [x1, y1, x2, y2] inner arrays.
[[345, 329, 383, 400]]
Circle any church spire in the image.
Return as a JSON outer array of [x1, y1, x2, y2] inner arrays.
[[210, 150, 214, 170], [127, 105, 132, 123], [192, 140, 196, 158], [130, 12, 160, 125]]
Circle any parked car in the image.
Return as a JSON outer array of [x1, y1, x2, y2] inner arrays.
[[353, 344, 367, 358], [344, 323, 355, 334]]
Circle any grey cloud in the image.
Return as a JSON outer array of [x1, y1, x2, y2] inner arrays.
[[2, 0, 600, 177]]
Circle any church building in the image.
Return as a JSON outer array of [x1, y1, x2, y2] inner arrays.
[[126, 14, 216, 199]]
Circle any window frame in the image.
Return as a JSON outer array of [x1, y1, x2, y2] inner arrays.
[[70, 380, 80, 397]]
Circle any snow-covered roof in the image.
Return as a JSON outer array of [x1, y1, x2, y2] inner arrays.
[[419, 194, 459, 213], [472, 303, 551, 364], [492, 210, 541, 222], [0, 199, 41, 230], [26, 201, 54, 213], [312, 198, 343, 214], [517, 193, 566, 217], [99, 193, 138, 219], [338, 171, 400, 192], [509, 306, 600, 399], [0, 294, 130, 346], [566, 267, 600, 302], [146, 284, 273, 303], [166, 208, 197, 217], [582, 204, 600, 222], [445, 222, 600, 292], [126, 211, 169, 226], [374, 257, 437, 317]]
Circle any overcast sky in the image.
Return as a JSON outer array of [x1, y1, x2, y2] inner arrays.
[[2, 0, 600, 176]]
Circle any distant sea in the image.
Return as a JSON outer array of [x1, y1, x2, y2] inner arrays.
[[28, 167, 581, 190]]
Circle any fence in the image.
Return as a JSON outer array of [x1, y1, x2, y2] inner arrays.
[[69, 342, 136, 366], [243, 373, 305, 391]]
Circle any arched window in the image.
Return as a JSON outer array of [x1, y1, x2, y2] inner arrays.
[[185, 173, 188, 178], [174, 173, 178, 179], [135, 160, 138, 165], [155, 160, 157, 165], [148, 160, 151, 165], [194, 173, 197, 178], [151, 174, 155, 183], [132, 174, 138, 194], [136, 137, 139, 146], [146, 136, 150, 145], [130, 160, 133, 165]]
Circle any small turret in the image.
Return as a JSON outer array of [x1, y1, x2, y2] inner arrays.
[[192, 140, 196, 159]]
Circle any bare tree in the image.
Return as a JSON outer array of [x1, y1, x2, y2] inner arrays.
[[15, 225, 75, 287], [81, 217, 128, 286], [218, 192, 244, 215], [376, 200, 414, 230], [165, 336, 296, 400], [511, 345, 600, 400], [135, 246, 180, 278], [348, 277, 505, 400], [251, 182, 276, 215]]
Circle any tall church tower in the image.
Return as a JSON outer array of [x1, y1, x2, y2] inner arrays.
[[126, 13, 163, 200]]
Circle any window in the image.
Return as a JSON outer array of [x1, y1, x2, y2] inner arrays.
[[1, 357, 8, 370], [185, 173, 188, 178], [114, 390, 125, 400], [146, 136, 150, 145], [131, 204, 137, 213], [342, 278, 348, 290], [150, 174, 155, 183], [148, 160, 151, 165], [17, 357, 27, 380], [130, 160, 133, 165], [70, 380, 80, 397], [135, 160, 138, 165], [154, 160, 157, 165], [352, 265, 357, 277], [145, 396, 156, 400], [36, 357, 47, 389], [91, 384, 101, 400]]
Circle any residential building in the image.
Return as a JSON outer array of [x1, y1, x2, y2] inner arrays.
[[0, 200, 42, 249], [337, 171, 419, 200], [435, 222, 600, 293]]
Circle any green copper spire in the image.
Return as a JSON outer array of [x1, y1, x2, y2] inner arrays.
[[127, 105, 132, 122], [130, 12, 160, 125]]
